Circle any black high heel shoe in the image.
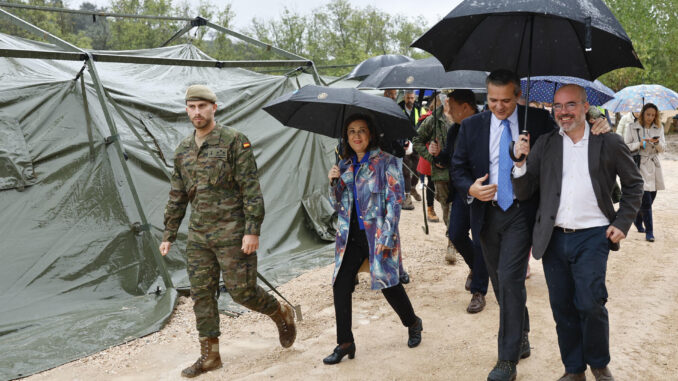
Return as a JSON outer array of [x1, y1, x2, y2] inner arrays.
[[323, 343, 356, 365]]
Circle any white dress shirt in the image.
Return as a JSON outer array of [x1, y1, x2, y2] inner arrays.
[[489, 108, 520, 201], [513, 124, 609, 229]]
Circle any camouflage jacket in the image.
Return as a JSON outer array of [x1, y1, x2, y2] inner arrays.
[[162, 125, 264, 246], [412, 106, 451, 182]]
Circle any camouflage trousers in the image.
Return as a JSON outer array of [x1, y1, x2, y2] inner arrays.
[[434, 180, 451, 229], [186, 241, 279, 338]]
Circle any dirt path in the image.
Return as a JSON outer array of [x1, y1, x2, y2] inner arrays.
[[27, 160, 678, 381]]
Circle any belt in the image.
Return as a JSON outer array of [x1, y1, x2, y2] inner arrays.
[[553, 226, 600, 233], [489, 199, 518, 208]]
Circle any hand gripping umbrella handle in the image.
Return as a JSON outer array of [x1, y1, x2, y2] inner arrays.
[[509, 130, 529, 162]]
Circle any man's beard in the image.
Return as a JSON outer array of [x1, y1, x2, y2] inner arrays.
[[406, 102, 413, 109], [192, 117, 211, 129], [557, 113, 580, 132]]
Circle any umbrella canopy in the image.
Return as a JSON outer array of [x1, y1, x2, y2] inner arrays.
[[262, 85, 416, 142], [410, 0, 643, 80], [358, 57, 488, 91], [345, 54, 414, 80], [521, 75, 615, 106], [602, 84, 678, 112]]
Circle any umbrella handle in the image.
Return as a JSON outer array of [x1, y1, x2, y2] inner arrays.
[[509, 130, 529, 162]]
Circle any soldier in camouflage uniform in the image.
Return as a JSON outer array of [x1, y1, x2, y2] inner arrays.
[[159, 85, 296, 378], [412, 94, 457, 264]]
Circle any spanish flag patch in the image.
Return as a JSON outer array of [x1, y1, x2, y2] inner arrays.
[[243, 142, 251, 149]]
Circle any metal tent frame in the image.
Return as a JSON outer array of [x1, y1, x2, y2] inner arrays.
[[0, 5, 326, 293]]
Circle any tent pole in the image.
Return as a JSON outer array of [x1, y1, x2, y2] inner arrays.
[[161, 22, 196, 47], [86, 55, 174, 290], [204, 20, 325, 86], [0, 8, 81, 52]]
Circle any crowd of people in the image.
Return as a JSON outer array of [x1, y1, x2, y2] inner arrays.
[[156, 71, 664, 380]]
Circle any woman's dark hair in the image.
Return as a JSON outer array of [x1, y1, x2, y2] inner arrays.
[[341, 113, 381, 159], [639, 103, 661, 128]]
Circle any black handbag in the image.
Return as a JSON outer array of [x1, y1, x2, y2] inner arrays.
[[632, 129, 642, 168]]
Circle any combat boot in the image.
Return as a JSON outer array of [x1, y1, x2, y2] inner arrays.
[[427, 206, 439, 222], [268, 303, 297, 348], [181, 337, 222, 378]]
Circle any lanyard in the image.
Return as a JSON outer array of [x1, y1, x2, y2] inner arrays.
[[351, 152, 370, 230]]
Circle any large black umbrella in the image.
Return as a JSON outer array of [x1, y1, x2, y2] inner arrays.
[[345, 54, 414, 80], [410, 0, 643, 80], [262, 85, 416, 142], [358, 57, 488, 91]]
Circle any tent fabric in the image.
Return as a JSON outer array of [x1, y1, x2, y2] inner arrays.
[[0, 33, 336, 380]]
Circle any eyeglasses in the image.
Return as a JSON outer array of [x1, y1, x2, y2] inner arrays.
[[552, 101, 583, 112]]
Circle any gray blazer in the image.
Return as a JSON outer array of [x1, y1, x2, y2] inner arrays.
[[512, 130, 643, 259]]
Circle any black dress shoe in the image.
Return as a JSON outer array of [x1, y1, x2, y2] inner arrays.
[[519, 332, 531, 359], [322, 343, 355, 365], [407, 317, 423, 348]]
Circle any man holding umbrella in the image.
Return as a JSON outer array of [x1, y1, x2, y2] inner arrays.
[[452, 71, 610, 381]]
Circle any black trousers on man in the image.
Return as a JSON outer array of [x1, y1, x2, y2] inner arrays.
[[333, 210, 417, 344], [542, 226, 610, 374], [479, 202, 531, 362]]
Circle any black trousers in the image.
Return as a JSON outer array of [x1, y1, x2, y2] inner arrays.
[[333, 231, 417, 344], [479, 202, 531, 362], [543, 226, 610, 374]]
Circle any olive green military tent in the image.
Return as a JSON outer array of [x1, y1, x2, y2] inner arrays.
[[0, 31, 340, 380]]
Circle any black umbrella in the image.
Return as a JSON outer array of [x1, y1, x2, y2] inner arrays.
[[345, 54, 414, 80], [358, 57, 488, 91], [411, 0, 643, 161], [410, 0, 643, 80], [262, 85, 416, 142]]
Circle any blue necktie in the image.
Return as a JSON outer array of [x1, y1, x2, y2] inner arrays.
[[497, 119, 513, 211]]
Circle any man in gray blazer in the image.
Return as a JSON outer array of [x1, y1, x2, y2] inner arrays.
[[512, 84, 643, 381]]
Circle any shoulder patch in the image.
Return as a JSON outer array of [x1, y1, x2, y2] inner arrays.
[[243, 142, 251, 149]]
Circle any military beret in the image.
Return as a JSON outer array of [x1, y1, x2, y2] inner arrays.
[[185, 85, 217, 103]]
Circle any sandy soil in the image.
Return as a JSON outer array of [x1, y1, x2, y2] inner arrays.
[[27, 153, 678, 381]]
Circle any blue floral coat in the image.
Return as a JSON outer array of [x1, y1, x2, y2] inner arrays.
[[329, 149, 404, 290]]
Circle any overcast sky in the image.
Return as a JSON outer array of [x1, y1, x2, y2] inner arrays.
[[72, 0, 463, 31]]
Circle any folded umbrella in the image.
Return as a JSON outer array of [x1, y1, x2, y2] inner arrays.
[[262, 85, 416, 142], [602, 84, 678, 112]]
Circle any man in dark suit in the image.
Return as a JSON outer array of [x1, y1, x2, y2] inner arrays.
[[431, 89, 490, 313], [451, 70, 554, 381], [451, 70, 610, 381], [512, 84, 643, 381]]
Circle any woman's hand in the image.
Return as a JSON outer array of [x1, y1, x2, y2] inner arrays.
[[328, 165, 340, 181]]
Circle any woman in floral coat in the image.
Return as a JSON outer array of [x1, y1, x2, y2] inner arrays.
[[324, 114, 422, 365]]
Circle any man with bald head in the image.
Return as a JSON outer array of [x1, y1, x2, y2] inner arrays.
[[512, 85, 643, 381]]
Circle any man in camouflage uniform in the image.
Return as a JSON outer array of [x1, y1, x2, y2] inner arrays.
[[159, 85, 296, 378], [412, 93, 457, 264]]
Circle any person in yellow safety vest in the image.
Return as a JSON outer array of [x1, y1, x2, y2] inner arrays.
[[398, 90, 423, 209], [398, 90, 423, 126]]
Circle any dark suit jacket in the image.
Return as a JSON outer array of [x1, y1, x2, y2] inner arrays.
[[512, 129, 644, 259], [451, 105, 556, 237]]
